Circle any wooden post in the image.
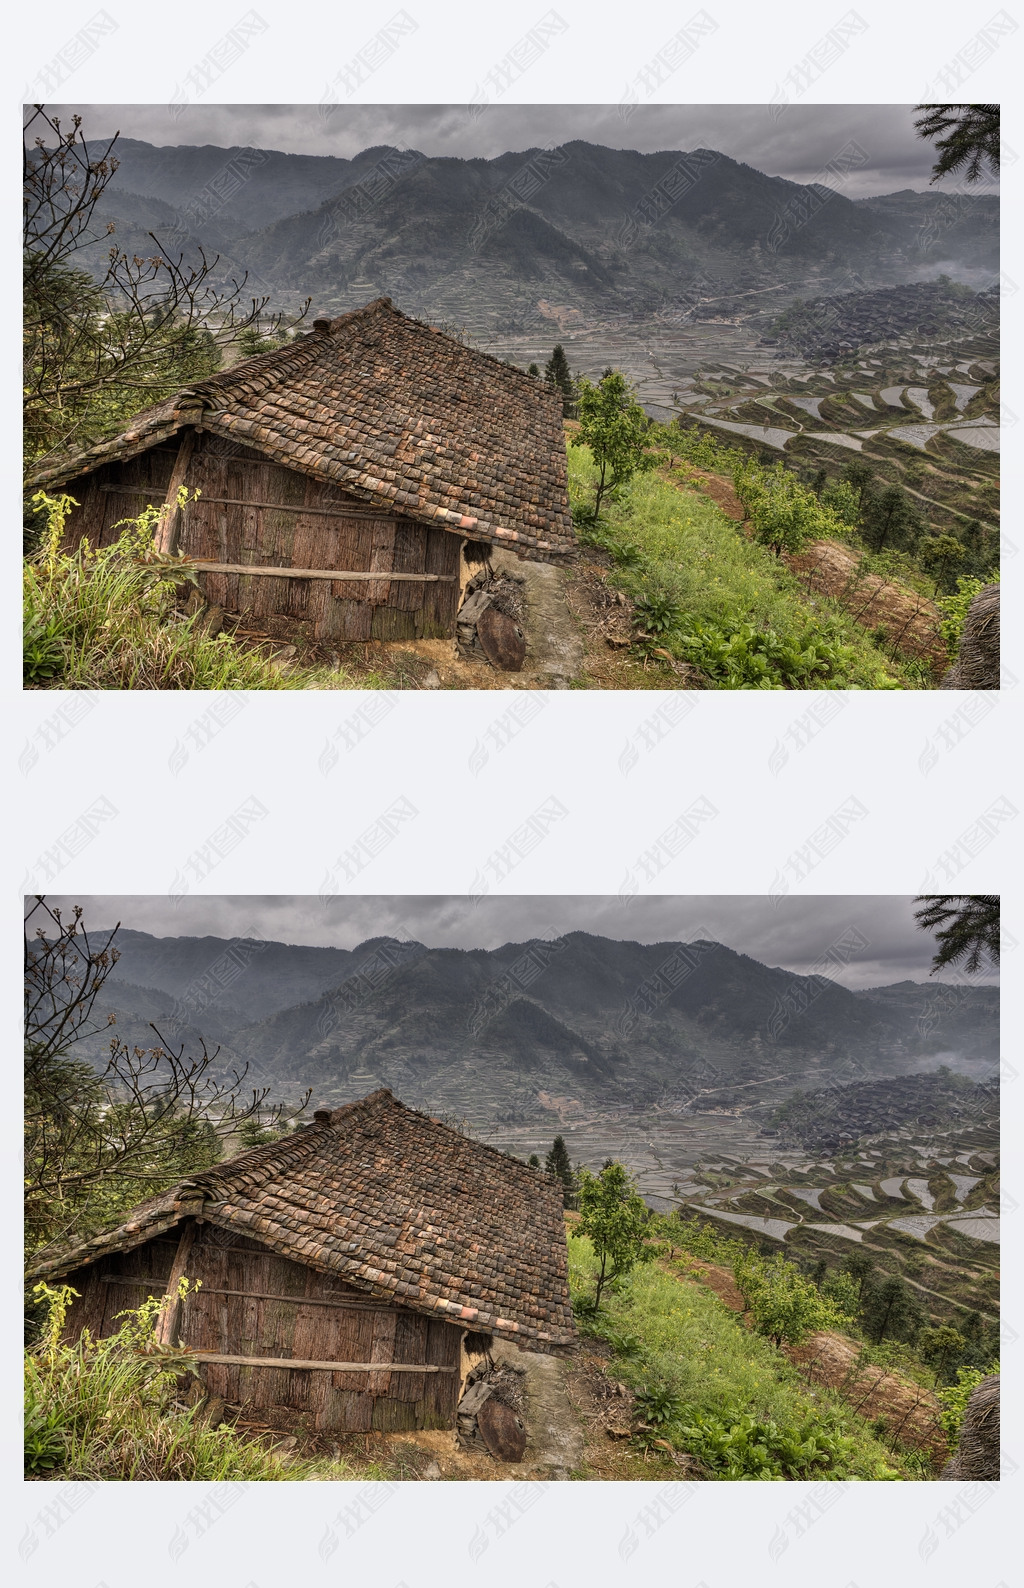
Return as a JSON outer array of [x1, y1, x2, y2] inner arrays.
[[155, 428, 197, 555], [154, 1219, 197, 1346]]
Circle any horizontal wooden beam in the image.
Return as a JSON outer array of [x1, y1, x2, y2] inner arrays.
[[100, 1275, 383, 1310], [191, 562, 454, 582], [101, 484, 402, 523], [191, 1353, 456, 1373]]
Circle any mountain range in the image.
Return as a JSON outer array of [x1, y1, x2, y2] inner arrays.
[[79, 137, 999, 331], [72, 929, 999, 1126]]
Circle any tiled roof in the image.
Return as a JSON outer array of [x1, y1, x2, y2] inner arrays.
[[28, 1090, 578, 1354], [28, 299, 575, 562]]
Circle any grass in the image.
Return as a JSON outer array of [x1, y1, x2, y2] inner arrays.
[[23, 493, 383, 691], [24, 1284, 356, 1481], [567, 1232, 927, 1479], [567, 442, 926, 689]]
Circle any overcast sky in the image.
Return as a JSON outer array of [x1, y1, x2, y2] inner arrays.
[[40, 895, 997, 989], [43, 104, 963, 199]]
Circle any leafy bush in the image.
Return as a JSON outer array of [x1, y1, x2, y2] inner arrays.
[[733, 1251, 848, 1346], [633, 1382, 684, 1426], [732, 457, 848, 556], [936, 574, 990, 659], [675, 1410, 870, 1481], [673, 618, 863, 689], [936, 1365, 998, 1443]]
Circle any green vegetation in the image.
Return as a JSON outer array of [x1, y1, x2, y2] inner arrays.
[[936, 1365, 998, 1442], [665, 1210, 997, 1382], [24, 493, 360, 691], [937, 575, 991, 660], [914, 894, 1000, 976], [567, 436, 910, 688], [575, 1162, 654, 1307], [567, 1229, 905, 1479], [25, 1282, 341, 1481], [914, 103, 1000, 185], [732, 1249, 851, 1347], [575, 370, 656, 520], [544, 343, 577, 417]]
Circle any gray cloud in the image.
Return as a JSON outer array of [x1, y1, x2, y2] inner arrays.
[[41, 103, 966, 200], [37, 895, 998, 989]]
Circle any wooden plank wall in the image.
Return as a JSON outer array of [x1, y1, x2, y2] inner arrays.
[[56, 1228, 462, 1431], [60, 450, 177, 551], [182, 1230, 461, 1432], [57, 434, 462, 639], [59, 1235, 180, 1341]]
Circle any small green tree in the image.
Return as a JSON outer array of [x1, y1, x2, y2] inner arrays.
[[732, 457, 833, 556], [545, 1135, 577, 1207], [841, 1250, 875, 1303], [841, 459, 874, 510], [920, 533, 966, 594], [918, 1325, 967, 1385], [575, 1161, 653, 1307], [861, 1275, 922, 1345], [733, 1251, 845, 1347], [575, 369, 656, 519], [860, 485, 920, 554], [527, 1152, 541, 1168]]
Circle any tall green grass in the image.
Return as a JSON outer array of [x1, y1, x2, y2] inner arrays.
[[567, 442, 922, 689], [568, 1232, 917, 1478], [24, 1282, 359, 1481], [23, 492, 375, 691]]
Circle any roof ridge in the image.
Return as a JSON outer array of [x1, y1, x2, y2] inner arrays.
[[326, 296, 395, 334], [184, 327, 328, 405], [185, 1112, 333, 1194], [322, 1089, 563, 1186]]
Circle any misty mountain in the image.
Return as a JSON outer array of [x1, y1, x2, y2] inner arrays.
[[72, 930, 1000, 1125], [82, 138, 998, 328]]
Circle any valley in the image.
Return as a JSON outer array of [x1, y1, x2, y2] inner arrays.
[[79, 925, 999, 1332]]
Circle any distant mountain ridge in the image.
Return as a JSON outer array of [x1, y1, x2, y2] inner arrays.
[[75, 929, 999, 1127], [78, 136, 999, 328]]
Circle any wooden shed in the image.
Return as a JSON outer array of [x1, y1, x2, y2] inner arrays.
[[27, 298, 575, 643], [28, 1089, 577, 1434]]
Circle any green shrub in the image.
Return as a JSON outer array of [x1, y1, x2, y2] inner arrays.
[[732, 457, 848, 556], [936, 1365, 998, 1443], [936, 574, 990, 660], [567, 1233, 904, 1479], [733, 1251, 849, 1346], [633, 1382, 684, 1426], [675, 1410, 871, 1481], [672, 618, 863, 689]]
